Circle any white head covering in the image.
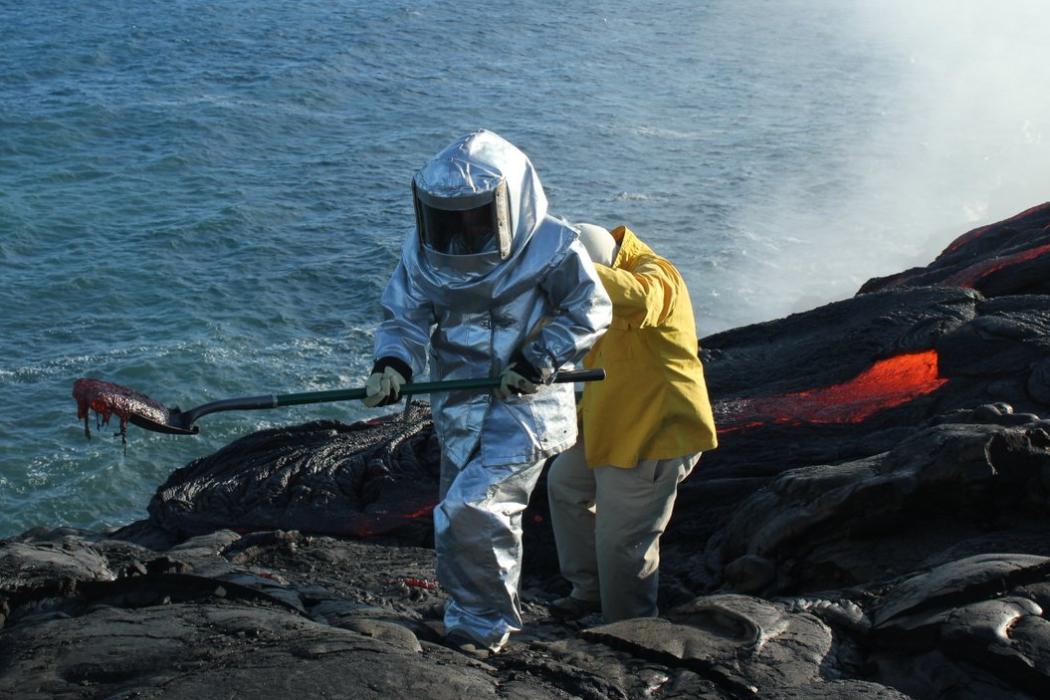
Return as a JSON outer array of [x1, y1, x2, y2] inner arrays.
[[575, 223, 617, 266]]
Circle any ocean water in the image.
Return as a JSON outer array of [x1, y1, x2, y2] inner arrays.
[[2, 0, 1048, 537]]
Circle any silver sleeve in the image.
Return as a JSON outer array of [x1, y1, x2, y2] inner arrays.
[[524, 240, 612, 375], [373, 258, 435, 377]]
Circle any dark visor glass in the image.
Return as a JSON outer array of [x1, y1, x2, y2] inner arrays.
[[419, 202, 497, 255]]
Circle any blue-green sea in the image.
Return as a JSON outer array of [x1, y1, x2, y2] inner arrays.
[[2, 0, 1048, 536]]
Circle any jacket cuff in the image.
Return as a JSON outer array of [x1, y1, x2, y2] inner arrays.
[[512, 347, 553, 384], [371, 356, 413, 382]]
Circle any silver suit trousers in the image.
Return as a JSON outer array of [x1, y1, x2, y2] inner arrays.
[[436, 450, 547, 649]]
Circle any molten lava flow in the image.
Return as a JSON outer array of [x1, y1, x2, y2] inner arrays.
[[941, 242, 1050, 289], [716, 350, 947, 433], [73, 378, 169, 442], [401, 504, 436, 520]]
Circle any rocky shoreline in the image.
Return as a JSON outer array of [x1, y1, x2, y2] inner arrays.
[[3, 203, 1050, 699]]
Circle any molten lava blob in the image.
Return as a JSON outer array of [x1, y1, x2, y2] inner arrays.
[[716, 350, 948, 432], [73, 378, 170, 442]]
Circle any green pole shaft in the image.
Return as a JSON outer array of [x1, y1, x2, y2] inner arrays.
[[272, 368, 604, 408]]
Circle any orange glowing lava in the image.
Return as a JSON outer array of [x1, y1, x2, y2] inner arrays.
[[716, 350, 947, 432]]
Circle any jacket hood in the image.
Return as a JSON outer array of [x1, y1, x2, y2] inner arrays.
[[406, 130, 573, 308], [413, 129, 548, 257]]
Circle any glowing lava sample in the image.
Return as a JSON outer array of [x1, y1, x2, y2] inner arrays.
[[73, 378, 169, 442]]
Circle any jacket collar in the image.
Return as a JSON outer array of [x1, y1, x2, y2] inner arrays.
[[609, 225, 654, 268]]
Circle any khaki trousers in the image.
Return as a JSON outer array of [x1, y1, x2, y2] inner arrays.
[[547, 440, 699, 622]]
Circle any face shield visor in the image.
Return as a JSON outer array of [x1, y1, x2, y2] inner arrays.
[[413, 180, 513, 259]]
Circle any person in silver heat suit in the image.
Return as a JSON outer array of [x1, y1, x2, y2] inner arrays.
[[362, 129, 612, 657]]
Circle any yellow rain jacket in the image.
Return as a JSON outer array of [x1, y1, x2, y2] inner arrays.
[[579, 226, 718, 468]]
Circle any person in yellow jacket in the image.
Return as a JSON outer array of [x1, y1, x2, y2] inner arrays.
[[547, 223, 718, 622]]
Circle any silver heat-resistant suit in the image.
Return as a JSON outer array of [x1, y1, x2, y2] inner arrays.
[[372, 130, 612, 650]]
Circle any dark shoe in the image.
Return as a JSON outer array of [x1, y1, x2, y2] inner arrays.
[[444, 630, 493, 660], [550, 595, 601, 620]]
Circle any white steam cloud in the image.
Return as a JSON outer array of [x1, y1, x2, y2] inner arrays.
[[719, 0, 1050, 329]]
